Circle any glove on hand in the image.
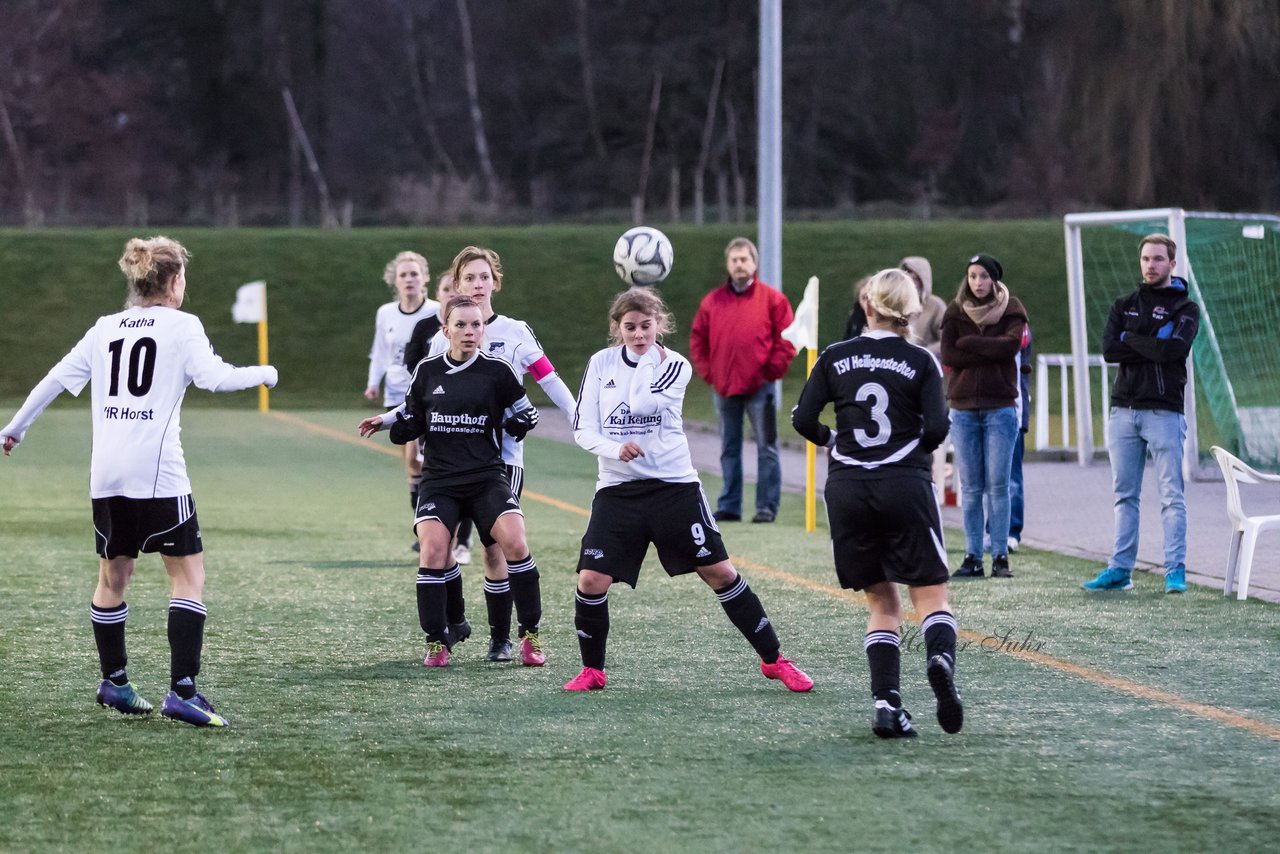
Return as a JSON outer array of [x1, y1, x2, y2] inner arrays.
[[503, 406, 539, 441]]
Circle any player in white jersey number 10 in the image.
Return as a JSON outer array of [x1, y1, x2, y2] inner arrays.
[[1, 236, 278, 728], [562, 287, 812, 693]]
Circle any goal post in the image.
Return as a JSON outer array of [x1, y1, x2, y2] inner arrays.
[[1064, 208, 1280, 476]]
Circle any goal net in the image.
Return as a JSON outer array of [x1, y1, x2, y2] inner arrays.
[[1065, 208, 1280, 474]]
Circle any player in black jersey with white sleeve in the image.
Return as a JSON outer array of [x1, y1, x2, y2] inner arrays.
[[358, 297, 541, 668], [563, 287, 812, 693], [792, 268, 963, 738], [1, 236, 278, 728]]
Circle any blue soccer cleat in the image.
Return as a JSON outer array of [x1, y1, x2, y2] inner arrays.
[[96, 680, 153, 716], [1082, 567, 1133, 591], [160, 691, 229, 728], [1165, 564, 1187, 594]]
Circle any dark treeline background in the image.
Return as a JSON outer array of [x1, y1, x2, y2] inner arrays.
[[1, 0, 1277, 227]]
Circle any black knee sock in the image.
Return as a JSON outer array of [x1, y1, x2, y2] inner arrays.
[[90, 601, 129, 684], [715, 574, 781, 663], [922, 610, 958, 667], [168, 598, 207, 699], [484, 577, 513, 641], [508, 554, 541, 636], [443, 562, 465, 624], [864, 630, 902, 705], [574, 589, 609, 670], [416, 567, 449, 645]]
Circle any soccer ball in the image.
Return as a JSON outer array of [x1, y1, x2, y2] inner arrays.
[[613, 226, 674, 286]]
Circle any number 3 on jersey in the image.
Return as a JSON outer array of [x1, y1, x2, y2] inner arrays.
[[853, 381, 891, 447], [107, 337, 157, 397]]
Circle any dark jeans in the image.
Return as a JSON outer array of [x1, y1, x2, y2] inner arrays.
[[713, 384, 781, 517]]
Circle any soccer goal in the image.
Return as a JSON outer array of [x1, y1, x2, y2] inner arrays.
[[1064, 207, 1280, 476]]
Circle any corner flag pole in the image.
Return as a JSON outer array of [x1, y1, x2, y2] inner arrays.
[[257, 291, 270, 412], [781, 276, 820, 532], [804, 344, 817, 532], [232, 281, 270, 412]]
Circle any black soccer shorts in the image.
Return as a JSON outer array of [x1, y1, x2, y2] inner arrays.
[[415, 471, 522, 546], [577, 479, 729, 588], [825, 470, 950, 590], [92, 494, 202, 559]]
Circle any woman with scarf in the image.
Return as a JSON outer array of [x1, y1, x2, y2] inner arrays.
[[940, 254, 1029, 580]]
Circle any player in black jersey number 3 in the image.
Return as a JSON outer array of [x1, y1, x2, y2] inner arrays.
[[792, 268, 964, 738], [359, 297, 542, 668], [564, 287, 812, 693]]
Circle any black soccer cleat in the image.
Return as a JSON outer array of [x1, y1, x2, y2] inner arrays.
[[991, 555, 1013, 578], [448, 619, 472, 647], [952, 554, 985, 579], [872, 701, 917, 739], [487, 637, 513, 662], [927, 654, 964, 734]]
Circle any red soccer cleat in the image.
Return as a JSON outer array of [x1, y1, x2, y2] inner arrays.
[[563, 666, 607, 691], [423, 641, 449, 668], [760, 656, 814, 692], [520, 632, 546, 667]]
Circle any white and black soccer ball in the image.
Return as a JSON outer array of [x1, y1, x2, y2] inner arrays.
[[613, 226, 674, 286]]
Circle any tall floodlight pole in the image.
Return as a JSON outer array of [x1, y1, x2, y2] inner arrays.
[[758, 0, 782, 292]]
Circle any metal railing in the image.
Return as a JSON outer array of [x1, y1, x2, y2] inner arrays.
[[1034, 354, 1113, 451]]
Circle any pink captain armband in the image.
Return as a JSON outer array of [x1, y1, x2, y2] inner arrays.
[[527, 355, 556, 382]]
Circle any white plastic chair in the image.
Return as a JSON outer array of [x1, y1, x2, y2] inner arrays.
[[1211, 445, 1280, 600]]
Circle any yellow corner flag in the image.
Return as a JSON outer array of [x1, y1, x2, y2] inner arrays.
[[783, 277, 820, 532], [232, 281, 270, 412]]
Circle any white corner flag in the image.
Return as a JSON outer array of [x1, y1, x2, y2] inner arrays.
[[232, 281, 267, 324], [782, 276, 819, 351], [231, 281, 270, 412]]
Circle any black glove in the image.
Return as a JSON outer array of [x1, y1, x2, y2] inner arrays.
[[503, 406, 539, 442]]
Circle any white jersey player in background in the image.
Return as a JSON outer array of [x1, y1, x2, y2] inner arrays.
[[1, 236, 277, 728], [562, 286, 812, 693], [364, 250, 438, 539]]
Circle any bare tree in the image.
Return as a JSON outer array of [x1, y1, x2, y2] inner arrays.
[[722, 92, 746, 223], [400, 2, 457, 177], [0, 90, 39, 226], [632, 70, 663, 224], [575, 0, 607, 162], [455, 0, 498, 201], [282, 86, 339, 227], [692, 57, 725, 225]]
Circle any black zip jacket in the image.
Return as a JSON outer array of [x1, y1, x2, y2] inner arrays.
[[1101, 277, 1200, 413]]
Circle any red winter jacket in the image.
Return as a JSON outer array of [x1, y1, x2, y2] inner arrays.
[[689, 277, 796, 397]]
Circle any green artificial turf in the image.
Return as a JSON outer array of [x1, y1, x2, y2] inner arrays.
[[1, 408, 1278, 851]]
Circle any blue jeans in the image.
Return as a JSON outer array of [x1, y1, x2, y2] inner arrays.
[[950, 407, 1018, 557], [1010, 430, 1025, 540], [985, 429, 1025, 548], [713, 384, 781, 516], [1107, 407, 1187, 570]]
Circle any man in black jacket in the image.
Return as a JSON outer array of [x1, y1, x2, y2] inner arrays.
[[1083, 234, 1200, 593]]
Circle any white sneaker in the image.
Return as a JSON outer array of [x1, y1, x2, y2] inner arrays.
[[453, 544, 472, 565], [1007, 537, 1020, 553]]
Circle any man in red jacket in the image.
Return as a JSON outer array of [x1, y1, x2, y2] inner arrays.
[[690, 237, 797, 523]]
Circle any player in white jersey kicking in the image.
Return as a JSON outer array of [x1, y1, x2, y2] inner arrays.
[[563, 287, 812, 693], [415, 246, 577, 665], [1, 236, 277, 728], [364, 251, 438, 547], [792, 269, 962, 739], [358, 297, 540, 668]]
